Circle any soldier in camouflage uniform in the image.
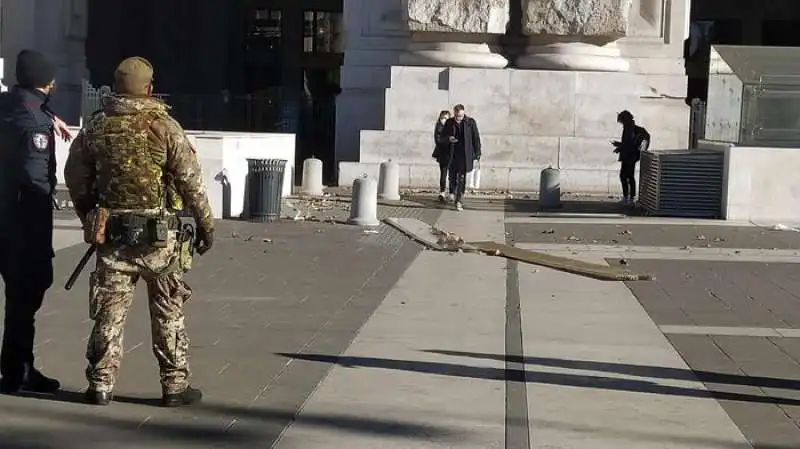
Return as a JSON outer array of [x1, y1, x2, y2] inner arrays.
[[64, 57, 214, 407]]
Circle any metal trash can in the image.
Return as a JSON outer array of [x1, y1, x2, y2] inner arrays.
[[539, 166, 562, 209], [246, 158, 287, 222]]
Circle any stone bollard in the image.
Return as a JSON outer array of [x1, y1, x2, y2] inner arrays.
[[301, 157, 324, 196], [539, 166, 562, 209], [378, 160, 401, 201], [348, 176, 380, 227]]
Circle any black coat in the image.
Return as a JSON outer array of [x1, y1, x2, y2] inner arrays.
[[0, 86, 56, 257], [442, 116, 482, 173], [615, 123, 650, 163], [431, 120, 451, 165]]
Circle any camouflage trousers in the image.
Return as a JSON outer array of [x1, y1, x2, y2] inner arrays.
[[85, 236, 192, 395]]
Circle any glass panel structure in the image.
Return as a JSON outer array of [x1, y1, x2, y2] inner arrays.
[[706, 45, 800, 147]]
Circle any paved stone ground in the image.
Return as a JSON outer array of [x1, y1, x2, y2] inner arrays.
[[507, 208, 800, 449], [6, 194, 800, 448], [625, 260, 800, 449], [507, 223, 800, 250], [0, 205, 439, 449]]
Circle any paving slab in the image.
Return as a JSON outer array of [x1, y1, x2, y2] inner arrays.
[[0, 213, 433, 448], [273, 210, 508, 449], [515, 263, 751, 448], [516, 243, 800, 263], [507, 222, 800, 249]]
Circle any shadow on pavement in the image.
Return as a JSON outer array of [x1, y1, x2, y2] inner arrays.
[[426, 349, 800, 391], [1, 389, 461, 448], [278, 352, 800, 406]]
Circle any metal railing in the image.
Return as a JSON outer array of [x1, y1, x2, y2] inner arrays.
[[688, 98, 706, 150], [81, 80, 289, 133]]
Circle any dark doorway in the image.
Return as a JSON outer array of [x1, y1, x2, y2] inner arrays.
[[237, 1, 344, 185], [685, 19, 743, 102], [86, 0, 343, 186]]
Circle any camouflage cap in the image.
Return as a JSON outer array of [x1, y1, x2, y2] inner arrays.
[[114, 57, 154, 95]]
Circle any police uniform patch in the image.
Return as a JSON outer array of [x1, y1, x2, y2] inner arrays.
[[32, 133, 49, 150]]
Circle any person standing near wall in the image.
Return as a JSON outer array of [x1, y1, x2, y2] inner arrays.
[[432, 110, 452, 202], [64, 57, 214, 407], [0, 50, 65, 394], [612, 110, 650, 206], [443, 104, 481, 212]]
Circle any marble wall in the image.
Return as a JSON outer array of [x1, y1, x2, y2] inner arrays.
[[339, 65, 687, 193], [337, 0, 691, 192]]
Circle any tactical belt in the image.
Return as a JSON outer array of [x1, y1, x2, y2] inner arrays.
[[107, 213, 181, 247]]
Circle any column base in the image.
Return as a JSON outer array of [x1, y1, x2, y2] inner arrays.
[[516, 42, 629, 72], [399, 42, 509, 69], [0, 59, 6, 92]]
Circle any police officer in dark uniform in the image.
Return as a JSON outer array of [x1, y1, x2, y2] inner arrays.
[[0, 50, 62, 394]]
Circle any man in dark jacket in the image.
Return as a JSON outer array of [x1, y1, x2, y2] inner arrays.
[[612, 110, 650, 205], [0, 50, 63, 394], [443, 104, 482, 211]]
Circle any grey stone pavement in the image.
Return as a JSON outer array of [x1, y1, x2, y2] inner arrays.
[[3, 196, 800, 448]]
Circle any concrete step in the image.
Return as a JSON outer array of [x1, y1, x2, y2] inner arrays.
[[339, 162, 625, 195]]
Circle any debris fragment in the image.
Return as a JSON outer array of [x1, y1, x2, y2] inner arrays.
[[618, 229, 632, 236], [712, 236, 726, 242], [567, 235, 580, 241], [262, 238, 273, 243], [542, 228, 555, 234], [363, 229, 379, 234]]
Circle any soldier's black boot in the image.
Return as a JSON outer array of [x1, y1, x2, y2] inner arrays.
[[161, 386, 202, 407], [85, 389, 113, 406]]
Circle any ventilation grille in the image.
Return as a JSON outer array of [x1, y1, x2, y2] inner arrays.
[[639, 149, 724, 219]]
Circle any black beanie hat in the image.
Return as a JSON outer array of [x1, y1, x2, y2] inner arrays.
[[16, 50, 55, 88]]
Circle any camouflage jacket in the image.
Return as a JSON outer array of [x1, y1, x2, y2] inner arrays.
[[64, 95, 214, 233]]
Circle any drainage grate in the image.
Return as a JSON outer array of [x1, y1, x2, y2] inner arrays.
[[639, 149, 724, 219]]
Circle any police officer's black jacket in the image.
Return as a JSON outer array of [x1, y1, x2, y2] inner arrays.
[[0, 86, 56, 236]]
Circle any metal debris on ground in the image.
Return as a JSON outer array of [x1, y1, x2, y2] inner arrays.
[[468, 241, 654, 281], [383, 218, 653, 281]]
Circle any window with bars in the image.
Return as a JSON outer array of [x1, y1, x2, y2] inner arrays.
[[246, 9, 282, 52], [303, 10, 343, 53]]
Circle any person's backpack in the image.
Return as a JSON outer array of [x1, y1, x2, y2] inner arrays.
[[633, 126, 650, 158]]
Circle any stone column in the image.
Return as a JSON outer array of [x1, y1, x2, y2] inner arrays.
[[399, 0, 511, 69], [516, 0, 633, 72], [0, 0, 5, 92]]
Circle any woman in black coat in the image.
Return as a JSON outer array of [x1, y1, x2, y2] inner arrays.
[[431, 110, 452, 201]]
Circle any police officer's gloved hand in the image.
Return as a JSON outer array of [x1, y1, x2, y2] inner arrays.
[[195, 227, 214, 255]]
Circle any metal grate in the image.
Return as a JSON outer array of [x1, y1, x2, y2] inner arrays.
[[638, 149, 724, 218]]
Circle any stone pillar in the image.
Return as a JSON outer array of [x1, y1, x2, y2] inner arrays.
[[516, 0, 633, 72], [399, 0, 510, 69]]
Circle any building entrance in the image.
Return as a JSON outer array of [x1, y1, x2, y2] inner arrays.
[[86, 0, 343, 184]]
